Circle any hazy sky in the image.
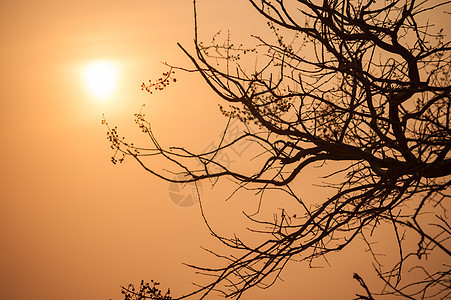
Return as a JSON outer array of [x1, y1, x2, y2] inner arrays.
[[1, 1, 449, 300]]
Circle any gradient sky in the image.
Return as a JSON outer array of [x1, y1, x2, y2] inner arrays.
[[1, 1, 449, 300]]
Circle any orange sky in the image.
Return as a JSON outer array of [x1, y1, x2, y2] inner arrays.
[[1, 1, 449, 300]]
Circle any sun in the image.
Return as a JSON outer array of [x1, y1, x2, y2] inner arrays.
[[84, 61, 117, 99]]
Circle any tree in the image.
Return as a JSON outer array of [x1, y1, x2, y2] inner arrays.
[[105, 0, 451, 298]]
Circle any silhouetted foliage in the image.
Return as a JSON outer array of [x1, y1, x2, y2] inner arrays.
[[120, 280, 171, 300], [107, 0, 451, 298]]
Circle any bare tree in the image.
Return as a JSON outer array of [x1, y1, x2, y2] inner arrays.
[[106, 0, 451, 298]]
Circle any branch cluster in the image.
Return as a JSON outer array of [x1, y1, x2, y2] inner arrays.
[[108, 0, 451, 298]]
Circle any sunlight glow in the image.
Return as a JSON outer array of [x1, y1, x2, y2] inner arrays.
[[84, 61, 117, 99]]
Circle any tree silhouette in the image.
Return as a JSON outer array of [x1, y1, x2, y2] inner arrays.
[[119, 280, 171, 300], [106, 0, 451, 298]]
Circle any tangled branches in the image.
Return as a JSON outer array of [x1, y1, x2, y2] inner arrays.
[[108, 0, 451, 298]]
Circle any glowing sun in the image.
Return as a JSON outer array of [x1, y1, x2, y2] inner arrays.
[[84, 61, 117, 99]]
